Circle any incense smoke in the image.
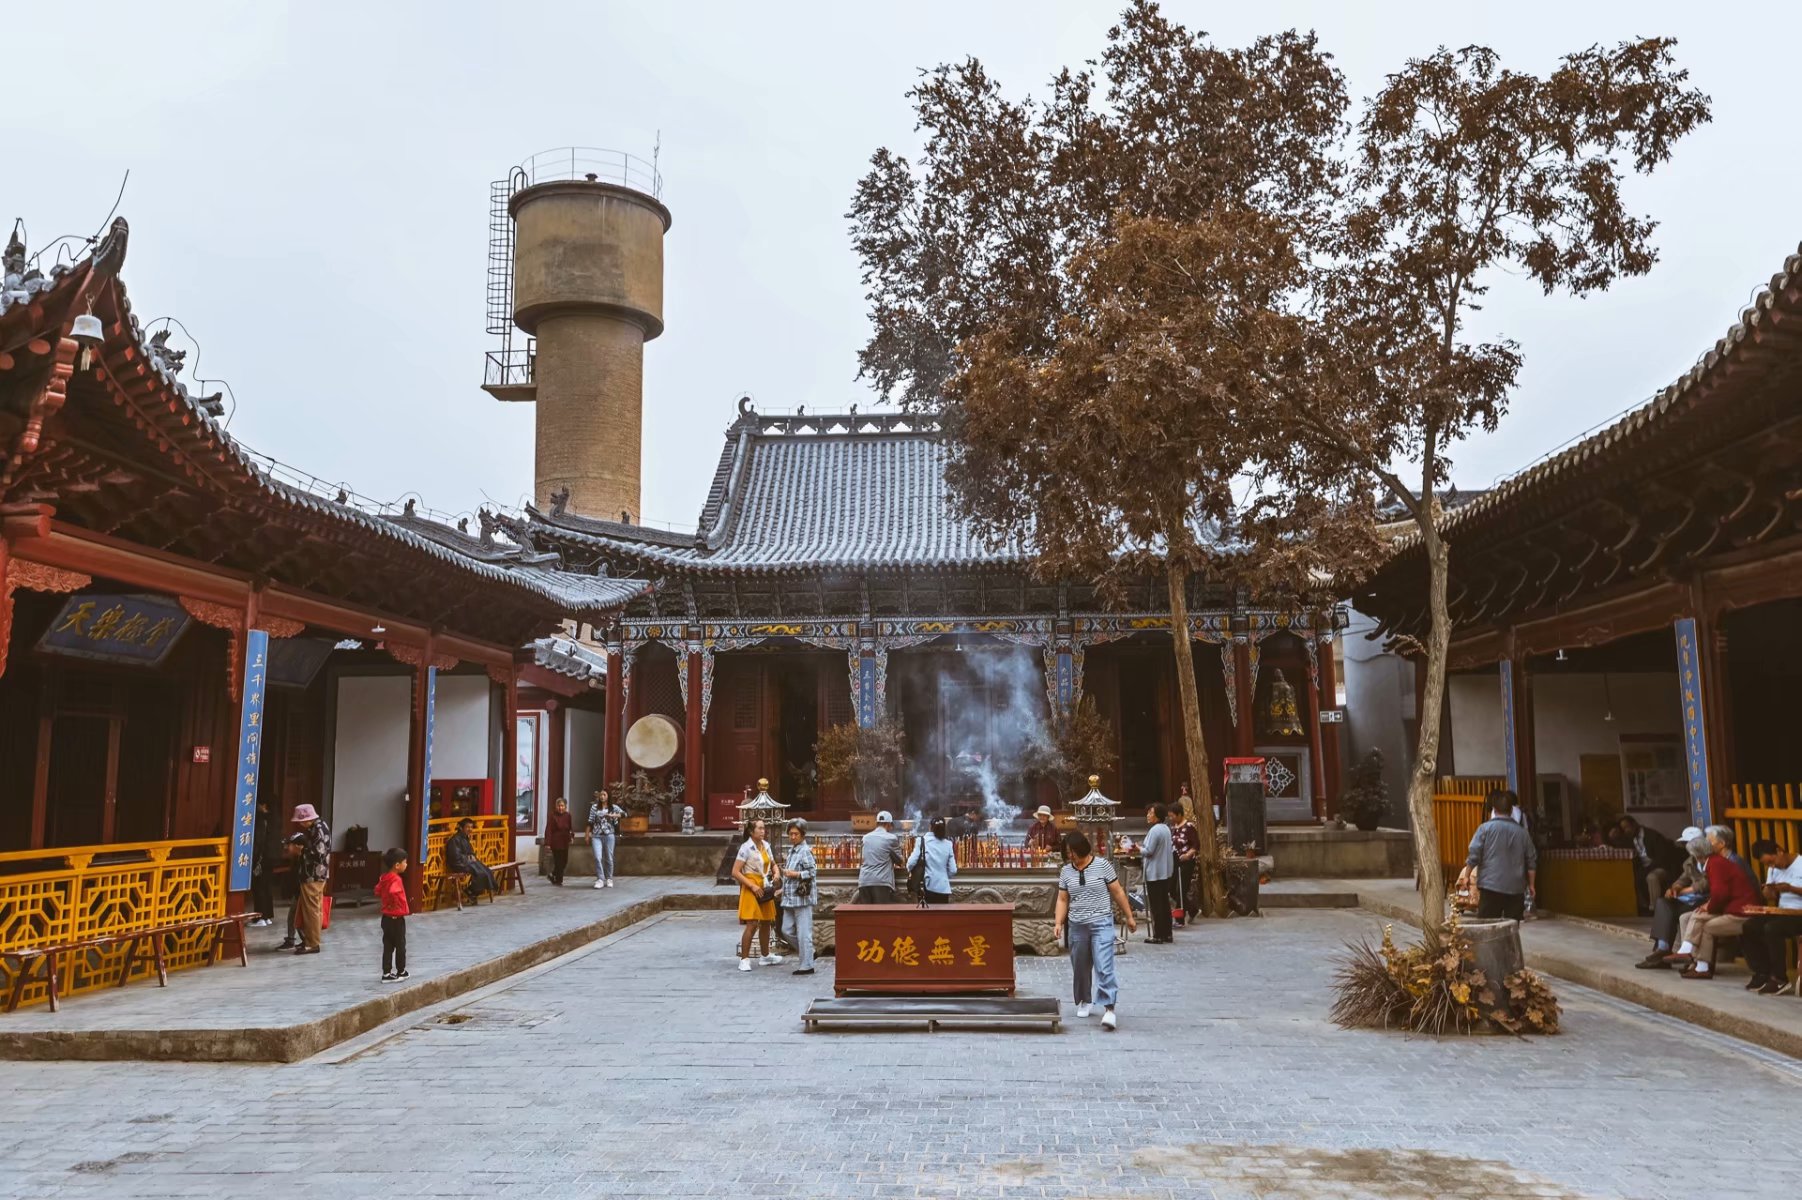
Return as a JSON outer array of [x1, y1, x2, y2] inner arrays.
[[894, 643, 1048, 827]]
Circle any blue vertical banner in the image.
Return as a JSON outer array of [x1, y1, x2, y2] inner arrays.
[[856, 652, 877, 727], [1055, 647, 1075, 709], [228, 629, 270, 892], [1499, 660, 1518, 795], [418, 665, 438, 853], [1673, 618, 1712, 828]]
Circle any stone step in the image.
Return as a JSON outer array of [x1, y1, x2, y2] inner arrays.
[[1259, 890, 1359, 909]]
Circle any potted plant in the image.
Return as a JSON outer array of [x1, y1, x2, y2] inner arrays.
[[1338, 748, 1389, 833], [1020, 697, 1118, 829], [815, 716, 906, 831], [610, 770, 664, 836]]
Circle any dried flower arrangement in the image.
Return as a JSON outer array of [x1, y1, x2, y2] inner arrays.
[[1330, 914, 1561, 1036]]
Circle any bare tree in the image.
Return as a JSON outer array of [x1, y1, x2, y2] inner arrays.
[[1291, 41, 1710, 930], [849, 3, 1370, 914]]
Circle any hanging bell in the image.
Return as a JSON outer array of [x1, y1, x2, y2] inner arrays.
[[70, 312, 104, 371]]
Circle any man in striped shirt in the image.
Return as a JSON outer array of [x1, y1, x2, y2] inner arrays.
[[1054, 830, 1137, 1029]]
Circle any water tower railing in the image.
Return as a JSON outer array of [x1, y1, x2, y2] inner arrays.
[[513, 147, 663, 198], [484, 343, 536, 389]]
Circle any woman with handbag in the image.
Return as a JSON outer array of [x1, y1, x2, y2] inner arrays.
[[732, 818, 784, 972], [906, 817, 958, 904]]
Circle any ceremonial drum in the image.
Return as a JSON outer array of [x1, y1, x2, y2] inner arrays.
[[625, 713, 682, 769]]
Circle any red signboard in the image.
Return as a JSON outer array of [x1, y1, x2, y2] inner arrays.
[[191, 746, 211, 763], [832, 904, 1016, 997]]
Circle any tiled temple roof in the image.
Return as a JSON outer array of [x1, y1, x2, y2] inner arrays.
[[1, 217, 649, 628], [528, 407, 1246, 577], [1384, 240, 1802, 559]]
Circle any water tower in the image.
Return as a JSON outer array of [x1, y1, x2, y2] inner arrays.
[[482, 148, 670, 524]]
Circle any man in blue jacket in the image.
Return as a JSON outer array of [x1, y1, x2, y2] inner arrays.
[[1141, 803, 1175, 943], [1463, 790, 1537, 920]]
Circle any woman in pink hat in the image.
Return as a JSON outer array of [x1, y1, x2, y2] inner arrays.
[[286, 804, 331, 955]]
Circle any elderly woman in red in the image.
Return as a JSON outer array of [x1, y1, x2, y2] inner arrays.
[[1672, 827, 1759, 979]]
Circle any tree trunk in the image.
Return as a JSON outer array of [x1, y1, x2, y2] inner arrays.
[[1165, 559, 1227, 918], [1406, 524, 1452, 943]]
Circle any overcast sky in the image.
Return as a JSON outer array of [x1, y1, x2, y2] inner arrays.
[[10, 2, 1800, 531]]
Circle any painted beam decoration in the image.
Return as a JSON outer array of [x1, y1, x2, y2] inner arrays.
[[1673, 618, 1711, 827], [228, 629, 270, 891], [37, 592, 189, 667]]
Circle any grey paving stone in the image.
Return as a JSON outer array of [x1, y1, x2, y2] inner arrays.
[[1, 908, 1797, 1199]]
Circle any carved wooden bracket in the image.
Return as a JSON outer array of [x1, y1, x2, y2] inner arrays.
[[486, 663, 515, 686], [0, 559, 92, 679], [181, 597, 246, 701], [386, 642, 458, 671], [257, 615, 306, 639]]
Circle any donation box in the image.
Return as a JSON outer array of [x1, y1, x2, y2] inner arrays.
[[832, 904, 1016, 997]]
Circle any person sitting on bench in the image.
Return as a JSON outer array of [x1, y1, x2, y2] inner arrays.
[[445, 818, 499, 898]]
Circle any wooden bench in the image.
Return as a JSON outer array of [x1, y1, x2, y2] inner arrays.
[[434, 862, 528, 911], [492, 861, 527, 897], [802, 995, 1061, 1033], [3, 913, 255, 1013]]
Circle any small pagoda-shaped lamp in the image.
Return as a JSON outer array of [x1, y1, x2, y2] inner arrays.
[[1073, 774, 1119, 856], [737, 778, 789, 836]]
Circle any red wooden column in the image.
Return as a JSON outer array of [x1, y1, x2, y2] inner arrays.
[[403, 648, 432, 909], [1231, 638, 1255, 757], [603, 633, 624, 793], [1318, 630, 1343, 819], [1304, 655, 1327, 822], [684, 634, 704, 823], [0, 536, 10, 679], [496, 662, 520, 820], [1703, 626, 1736, 818]]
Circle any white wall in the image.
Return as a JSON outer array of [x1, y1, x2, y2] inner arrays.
[[1533, 672, 1685, 837], [1341, 608, 1419, 825], [1448, 673, 1506, 777], [331, 674, 411, 851], [1450, 669, 1687, 836], [433, 675, 492, 782]]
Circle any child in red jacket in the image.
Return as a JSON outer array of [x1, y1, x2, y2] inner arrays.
[[376, 847, 410, 981]]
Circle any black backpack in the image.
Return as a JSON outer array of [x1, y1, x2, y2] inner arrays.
[[908, 835, 928, 901]]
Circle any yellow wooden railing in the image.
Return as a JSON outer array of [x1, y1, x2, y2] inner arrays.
[[1726, 784, 1802, 858], [0, 839, 227, 1010], [1432, 776, 1505, 874], [420, 815, 514, 911]]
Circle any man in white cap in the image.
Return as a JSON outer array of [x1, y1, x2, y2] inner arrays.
[[1027, 805, 1060, 855], [855, 811, 904, 904], [286, 804, 332, 955]]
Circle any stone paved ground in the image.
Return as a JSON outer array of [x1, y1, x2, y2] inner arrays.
[[2, 908, 1798, 1200], [0, 876, 708, 1034]]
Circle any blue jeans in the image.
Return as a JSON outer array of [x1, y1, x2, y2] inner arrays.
[[1068, 920, 1118, 1008], [780, 904, 814, 969], [593, 830, 616, 881]]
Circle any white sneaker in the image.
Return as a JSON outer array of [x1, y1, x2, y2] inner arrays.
[[1075, 1003, 1091, 1018], [606, 879, 616, 888], [760, 954, 784, 966], [1102, 1009, 1117, 1030], [738, 958, 752, 972], [592, 880, 606, 889]]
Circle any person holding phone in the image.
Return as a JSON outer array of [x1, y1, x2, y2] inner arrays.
[[1054, 830, 1136, 1030]]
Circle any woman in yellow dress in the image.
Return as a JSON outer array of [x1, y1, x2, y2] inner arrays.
[[732, 818, 783, 971]]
